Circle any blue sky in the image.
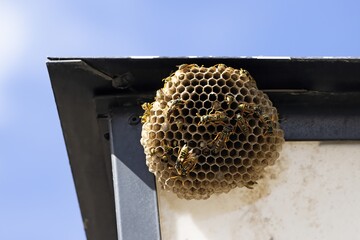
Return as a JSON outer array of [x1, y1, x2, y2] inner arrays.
[[0, 0, 359, 239]]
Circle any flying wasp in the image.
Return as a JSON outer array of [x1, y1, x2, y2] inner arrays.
[[165, 144, 198, 186], [211, 125, 235, 153], [235, 113, 250, 136], [140, 102, 153, 123], [197, 110, 229, 126], [166, 98, 187, 119]]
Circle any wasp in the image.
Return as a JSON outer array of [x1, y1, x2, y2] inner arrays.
[[140, 102, 153, 123], [238, 102, 263, 117], [239, 69, 256, 85], [165, 144, 198, 186], [235, 113, 250, 135], [175, 118, 186, 130], [211, 125, 235, 153], [149, 147, 158, 156], [177, 63, 199, 71], [155, 88, 165, 101], [158, 142, 174, 162], [225, 94, 234, 105], [210, 99, 221, 112], [166, 98, 186, 119], [214, 63, 227, 71], [260, 114, 276, 135], [197, 110, 228, 126], [161, 142, 173, 155], [162, 71, 175, 83], [150, 145, 170, 160], [150, 142, 172, 157]]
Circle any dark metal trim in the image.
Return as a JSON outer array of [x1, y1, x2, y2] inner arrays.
[[47, 60, 118, 240]]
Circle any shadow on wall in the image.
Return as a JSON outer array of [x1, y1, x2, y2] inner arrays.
[[157, 149, 289, 240], [157, 141, 360, 240]]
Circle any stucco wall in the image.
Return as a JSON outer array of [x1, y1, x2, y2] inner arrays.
[[157, 142, 360, 240]]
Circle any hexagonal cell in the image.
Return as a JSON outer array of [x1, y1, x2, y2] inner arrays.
[[148, 131, 156, 139], [246, 166, 255, 174], [247, 134, 256, 142], [242, 173, 251, 182], [261, 144, 270, 151], [213, 71, 221, 79], [215, 157, 224, 166], [223, 157, 232, 165], [188, 124, 197, 133], [229, 165, 237, 174], [199, 93, 208, 101], [211, 85, 221, 94], [226, 80, 235, 89], [181, 92, 190, 101], [202, 133, 211, 141], [217, 78, 225, 87], [229, 149, 237, 157], [224, 173, 232, 182], [252, 159, 261, 167], [183, 132, 192, 141], [220, 149, 229, 157], [170, 123, 178, 132], [233, 158, 241, 166], [220, 165, 228, 172], [195, 72, 204, 80], [201, 163, 211, 172], [247, 150, 256, 159], [195, 101, 203, 109], [197, 172, 206, 181], [206, 172, 215, 181], [221, 71, 231, 80], [177, 85, 185, 94], [243, 143, 252, 151], [242, 158, 251, 167], [211, 164, 219, 172], [156, 131, 164, 139], [185, 116, 193, 124], [194, 85, 203, 94], [188, 140, 197, 148], [230, 73, 239, 80], [239, 149, 247, 158], [203, 86, 212, 94]]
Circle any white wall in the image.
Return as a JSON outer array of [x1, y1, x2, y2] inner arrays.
[[157, 142, 360, 240]]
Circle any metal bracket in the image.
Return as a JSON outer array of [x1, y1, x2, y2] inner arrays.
[[72, 59, 135, 90], [112, 72, 135, 89], [109, 107, 161, 240]]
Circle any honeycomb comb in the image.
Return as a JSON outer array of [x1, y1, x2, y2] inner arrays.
[[140, 64, 284, 200]]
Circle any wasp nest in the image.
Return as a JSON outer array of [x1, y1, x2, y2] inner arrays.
[[140, 64, 284, 200]]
